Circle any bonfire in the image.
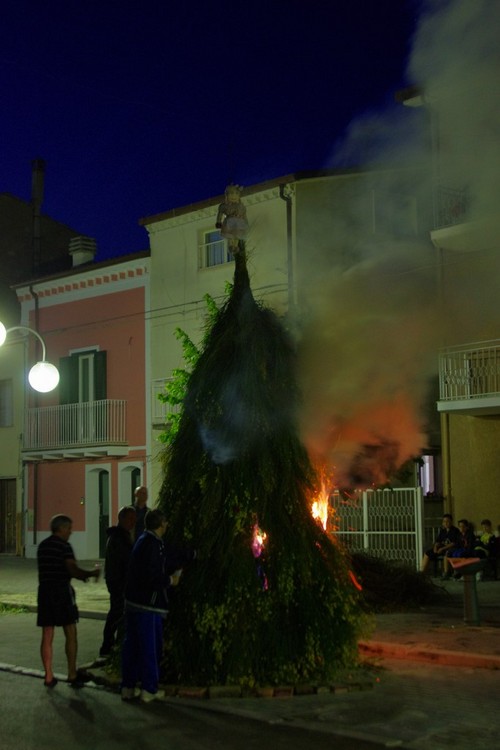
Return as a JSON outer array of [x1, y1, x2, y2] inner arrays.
[[158, 241, 364, 688]]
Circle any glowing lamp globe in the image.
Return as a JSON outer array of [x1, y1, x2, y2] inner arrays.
[[0, 322, 6, 347], [28, 361, 60, 393]]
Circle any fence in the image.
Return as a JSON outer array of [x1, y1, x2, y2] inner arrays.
[[330, 487, 425, 570]]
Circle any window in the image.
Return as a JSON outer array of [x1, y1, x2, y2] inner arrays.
[[0, 380, 13, 427], [151, 377, 181, 425], [198, 230, 232, 268]]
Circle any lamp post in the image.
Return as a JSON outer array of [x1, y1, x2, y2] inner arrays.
[[0, 321, 60, 393]]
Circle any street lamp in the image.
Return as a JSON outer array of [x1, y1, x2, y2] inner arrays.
[[0, 321, 60, 393]]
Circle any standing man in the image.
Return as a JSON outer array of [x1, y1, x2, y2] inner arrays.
[[37, 514, 99, 688], [121, 509, 194, 703], [133, 485, 149, 539], [99, 505, 136, 657]]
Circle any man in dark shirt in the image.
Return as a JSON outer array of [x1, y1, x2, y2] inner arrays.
[[37, 514, 99, 688], [420, 513, 461, 575], [99, 505, 136, 657], [121, 509, 195, 703]]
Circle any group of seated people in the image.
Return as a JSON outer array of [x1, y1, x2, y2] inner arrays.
[[421, 514, 498, 579]]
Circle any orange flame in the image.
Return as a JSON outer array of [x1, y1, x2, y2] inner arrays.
[[348, 569, 363, 591], [310, 470, 334, 531]]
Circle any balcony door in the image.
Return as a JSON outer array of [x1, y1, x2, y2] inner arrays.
[[59, 351, 106, 445], [79, 353, 97, 442]]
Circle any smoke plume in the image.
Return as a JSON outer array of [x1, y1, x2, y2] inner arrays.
[[296, 0, 500, 487]]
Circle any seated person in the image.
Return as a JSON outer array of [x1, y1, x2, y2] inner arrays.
[[474, 519, 497, 581], [474, 518, 495, 558], [421, 513, 461, 575], [442, 518, 476, 579]]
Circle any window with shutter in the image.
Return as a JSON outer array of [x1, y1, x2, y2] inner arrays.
[[58, 351, 107, 404]]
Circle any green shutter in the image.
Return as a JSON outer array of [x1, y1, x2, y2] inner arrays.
[[58, 356, 79, 404], [94, 351, 107, 400]]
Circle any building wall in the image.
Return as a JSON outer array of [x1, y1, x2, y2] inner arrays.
[[26, 456, 145, 559], [437, 240, 500, 528], [28, 287, 147, 445], [448, 414, 500, 531], [0, 342, 25, 553], [17, 256, 150, 558]]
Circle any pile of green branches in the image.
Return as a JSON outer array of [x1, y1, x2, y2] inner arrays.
[[351, 553, 443, 613], [158, 250, 365, 687]]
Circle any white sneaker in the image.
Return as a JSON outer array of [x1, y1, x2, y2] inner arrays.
[[121, 687, 140, 701], [140, 689, 165, 703]]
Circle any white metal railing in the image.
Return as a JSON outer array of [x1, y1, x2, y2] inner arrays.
[[330, 487, 424, 569], [151, 378, 181, 425], [23, 399, 126, 450], [439, 340, 500, 401], [435, 185, 469, 228]]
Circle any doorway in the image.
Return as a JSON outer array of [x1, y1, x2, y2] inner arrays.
[[0, 479, 16, 553]]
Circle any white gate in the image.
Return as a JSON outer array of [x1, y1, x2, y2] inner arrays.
[[330, 487, 424, 570]]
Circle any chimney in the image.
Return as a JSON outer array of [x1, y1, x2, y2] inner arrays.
[[69, 236, 97, 267], [31, 158, 46, 271]]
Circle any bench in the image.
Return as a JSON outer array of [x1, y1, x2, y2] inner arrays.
[[433, 549, 498, 579]]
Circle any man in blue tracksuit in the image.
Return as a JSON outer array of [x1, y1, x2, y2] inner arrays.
[[121, 508, 194, 703]]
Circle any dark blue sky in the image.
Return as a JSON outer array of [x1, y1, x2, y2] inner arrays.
[[1, 0, 418, 260]]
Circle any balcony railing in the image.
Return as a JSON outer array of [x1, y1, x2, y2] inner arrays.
[[439, 341, 500, 402], [435, 185, 469, 229], [23, 399, 127, 451]]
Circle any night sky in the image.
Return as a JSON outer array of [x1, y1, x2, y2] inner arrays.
[[1, 0, 418, 261]]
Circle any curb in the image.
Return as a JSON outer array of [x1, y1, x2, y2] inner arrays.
[[0, 600, 106, 620], [83, 663, 375, 700], [359, 639, 500, 669]]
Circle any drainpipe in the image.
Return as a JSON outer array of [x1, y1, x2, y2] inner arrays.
[[440, 411, 452, 516], [29, 284, 40, 545], [279, 183, 294, 311]]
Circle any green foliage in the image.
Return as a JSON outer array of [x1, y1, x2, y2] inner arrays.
[[158, 252, 365, 687], [0, 603, 29, 615], [157, 292, 225, 448]]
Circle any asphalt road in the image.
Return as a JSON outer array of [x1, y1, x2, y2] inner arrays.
[[0, 670, 389, 750]]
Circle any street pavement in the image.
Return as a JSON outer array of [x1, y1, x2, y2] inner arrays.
[[1, 554, 500, 749]]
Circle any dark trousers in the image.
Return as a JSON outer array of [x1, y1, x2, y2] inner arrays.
[[100, 586, 125, 655], [121, 610, 164, 694]]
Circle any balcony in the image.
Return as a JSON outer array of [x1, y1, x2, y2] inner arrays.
[[22, 399, 128, 460], [437, 341, 500, 415]]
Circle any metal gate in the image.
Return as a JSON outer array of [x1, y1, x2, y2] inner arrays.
[[330, 487, 424, 570]]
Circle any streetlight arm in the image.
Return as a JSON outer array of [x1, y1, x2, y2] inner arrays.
[[4, 325, 48, 361], [0, 321, 60, 393]]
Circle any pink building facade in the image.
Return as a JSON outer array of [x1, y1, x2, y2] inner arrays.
[[16, 252, 150, 559]]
